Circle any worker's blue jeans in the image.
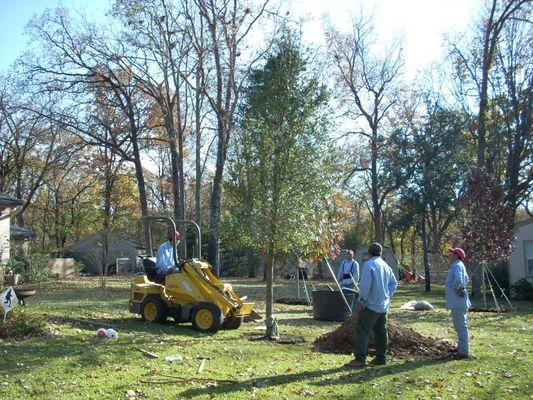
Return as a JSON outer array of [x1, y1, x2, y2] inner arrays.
[[451, 308, 469, 355], [354, 308, 388, 362]]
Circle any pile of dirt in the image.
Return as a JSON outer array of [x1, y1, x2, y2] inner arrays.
[[314, 315, 454, 360]]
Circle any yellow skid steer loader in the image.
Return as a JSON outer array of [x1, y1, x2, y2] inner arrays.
[[129, 216, 253, 333]]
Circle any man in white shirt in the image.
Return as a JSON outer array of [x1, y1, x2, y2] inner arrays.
[[155, 230, 183, 282], [337, 250, 359, 288]]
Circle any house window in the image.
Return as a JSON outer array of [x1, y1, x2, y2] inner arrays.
[[525, 241, 533, 277]]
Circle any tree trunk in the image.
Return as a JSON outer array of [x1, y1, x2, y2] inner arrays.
[[265, 240, 275, 339], [208, 124, 227, 276], [371, 129, 382, 243], [132, 139, 150, 251], [168, 129, 182, 222], [101, 158, 113, 287], [194, 66, 203, 227], [429, 206, 440, 254], [421, 214, 431, 292], [410, 228, 416, 273]]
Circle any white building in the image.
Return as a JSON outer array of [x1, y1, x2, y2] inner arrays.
[[509, 218, 533, 288], [0, 195, 23, 289]]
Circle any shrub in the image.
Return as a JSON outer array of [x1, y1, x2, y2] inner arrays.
[[0, 307, 50, 339], [6, 245, 51, 284], [510, 278, 533, 301]]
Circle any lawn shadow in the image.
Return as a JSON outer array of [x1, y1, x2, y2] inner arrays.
[[177, 356, 455, 398], [47, 314, 211, 338]]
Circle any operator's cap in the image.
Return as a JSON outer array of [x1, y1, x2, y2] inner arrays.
[[167, 230, 184, 241], [448, 247, 466, 260]]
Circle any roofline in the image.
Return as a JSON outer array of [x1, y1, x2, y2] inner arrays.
[[515, 218, 533, 229], [0, 195, 23, 209]]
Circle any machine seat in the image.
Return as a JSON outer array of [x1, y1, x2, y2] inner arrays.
[[143, 257, 161, 283]]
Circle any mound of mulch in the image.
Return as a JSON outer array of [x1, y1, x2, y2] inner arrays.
[[469, 306, 508, 313], [275, 298, 309, 305], [314, 315, 454, 360], [249, 334, 306, 344]]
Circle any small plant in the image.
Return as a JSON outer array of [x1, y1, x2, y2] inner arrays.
[[510, 278, 533, 301], [0, 307, 50, 339]]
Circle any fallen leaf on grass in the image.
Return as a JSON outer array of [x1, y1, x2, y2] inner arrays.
[[174, 341, 194, 347], [434, 380, 444, 388], [473, 381, 483, 388]]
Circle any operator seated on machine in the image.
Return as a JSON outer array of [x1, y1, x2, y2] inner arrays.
[[155, 230, 184, 283], [337, 250, 359, 289]]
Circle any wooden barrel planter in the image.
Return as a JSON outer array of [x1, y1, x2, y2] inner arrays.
[[312, 289, 358, 322]]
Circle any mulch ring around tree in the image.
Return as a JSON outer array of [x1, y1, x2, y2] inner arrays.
[[275, 298, 310, 305], [469, 306, 508, 313], [314, 315, 454, 360], [248, 334, 306, 345]]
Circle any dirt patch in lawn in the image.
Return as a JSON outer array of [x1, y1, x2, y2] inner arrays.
[[469, 306, 508, 313], [248, 334, 306, 344], [275, 298, 310, 305], [314, 315, 454, 360]]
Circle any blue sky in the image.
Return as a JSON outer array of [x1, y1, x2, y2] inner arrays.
[[0, 0, 109, 71], [0, 0, 480, 75]]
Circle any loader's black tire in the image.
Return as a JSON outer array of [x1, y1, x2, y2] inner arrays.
[[141, 297, 168, 323], [191, 303, 223, 333], [222, 315, 244, 330]]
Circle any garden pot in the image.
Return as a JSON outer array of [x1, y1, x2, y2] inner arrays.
[[4, 274, 20, 286], [312, 289, 358, 322]]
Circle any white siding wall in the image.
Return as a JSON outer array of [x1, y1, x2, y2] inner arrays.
[[0, 209, 11, 289], [509, 221, 533, 286]]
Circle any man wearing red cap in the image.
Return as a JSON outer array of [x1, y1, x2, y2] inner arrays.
[[155, 230, 183, 282], [445, 247, 471, 359]]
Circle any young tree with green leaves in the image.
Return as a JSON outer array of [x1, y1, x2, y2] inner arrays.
[[227, 33, 334, 339]]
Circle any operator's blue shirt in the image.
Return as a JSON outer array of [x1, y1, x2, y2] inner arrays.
[[445, 259, 471, 310], [155, 241, 175, 272], [359, 256, 398, 313]]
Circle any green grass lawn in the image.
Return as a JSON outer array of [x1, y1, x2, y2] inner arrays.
[[0, 277, 531, 400]]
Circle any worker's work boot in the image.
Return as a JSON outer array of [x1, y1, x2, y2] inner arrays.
[[344, 359, 366, 368], [450, 353, 470, 360], [369, 357, 386, 366]]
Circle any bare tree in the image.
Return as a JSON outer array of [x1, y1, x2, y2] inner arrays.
[[325, 14, 404, 243], [0, 82, 69, 227], [189, 0, 271, 272], [448, 0, 531, 297], [111, 0, 193, 242], [25, 7, 154, 245]]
